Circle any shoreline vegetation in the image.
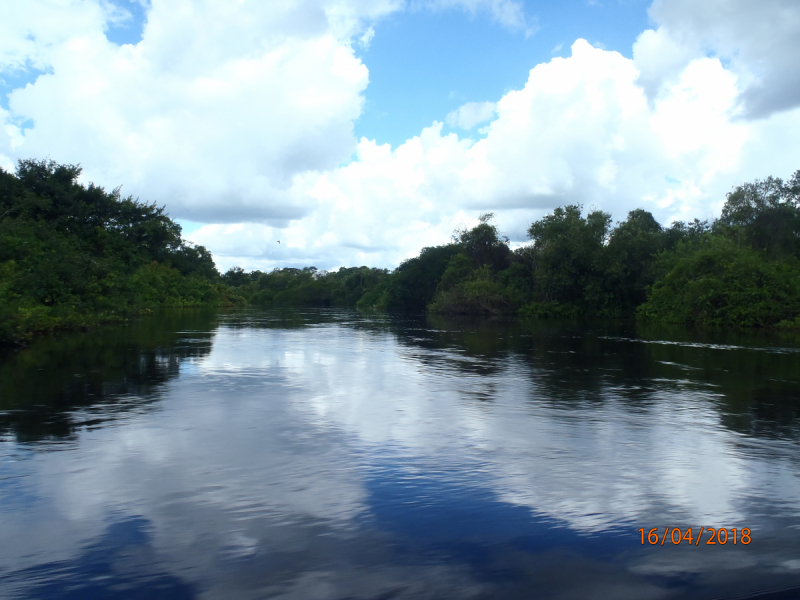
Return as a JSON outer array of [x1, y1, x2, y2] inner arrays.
[[0, 160, 243, 344], [2, 159, 800, 345]]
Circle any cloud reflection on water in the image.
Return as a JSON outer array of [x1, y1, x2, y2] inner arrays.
[[1, 311, 800, 599]]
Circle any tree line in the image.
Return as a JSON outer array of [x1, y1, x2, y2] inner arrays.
[[3, 158, 799, 344], [0, 159, 241, 343], [225, 169, 800, 329]]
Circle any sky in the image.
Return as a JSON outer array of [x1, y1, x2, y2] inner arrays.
[[2, 0, 800, 272]]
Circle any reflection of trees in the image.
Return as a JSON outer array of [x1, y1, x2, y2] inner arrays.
[[354, 314, 800, 440], [4, 306, 798, 444], [631, 323, 800, 440], [219, 308, 345, 331], [0, 309, 218, 443]]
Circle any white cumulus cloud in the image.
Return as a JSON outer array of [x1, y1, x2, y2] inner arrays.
[[190, 37, 800, 271], [634, 0, 800, 118], [3, 0, 800, 273], [1, 0, 399, 224], [446, 101, 497, 130]]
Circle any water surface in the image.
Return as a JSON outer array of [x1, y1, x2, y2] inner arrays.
[[1, 310, 800, 599]]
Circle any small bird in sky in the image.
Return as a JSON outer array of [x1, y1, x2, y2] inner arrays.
[[277, 240, 281, 244]]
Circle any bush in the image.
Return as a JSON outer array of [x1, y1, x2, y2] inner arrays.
[[428, 266, 517, 315], [0, 160, 234, 344], [638, 237, 800, 327]]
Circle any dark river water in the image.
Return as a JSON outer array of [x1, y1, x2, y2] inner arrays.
[[1, 309, 800, 600]]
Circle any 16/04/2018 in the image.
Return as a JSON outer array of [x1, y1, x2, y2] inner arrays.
[[639, 527, 751, 546]]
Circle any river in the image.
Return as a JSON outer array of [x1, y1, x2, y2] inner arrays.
[[1, 309, 799, 599]]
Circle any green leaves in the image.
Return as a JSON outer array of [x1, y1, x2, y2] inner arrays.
[[0, 160, 230, 344], [716, 171, 800, 258], [429, 265, 515, 315], [524, 204, 611, 310], [226, 265, 390, 309], [5, 157, 800, 337], [454, 213, 511, 271], [638, 237, 800, 327]]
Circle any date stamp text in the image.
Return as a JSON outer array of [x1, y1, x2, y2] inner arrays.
[[638, 527, 751, 546]]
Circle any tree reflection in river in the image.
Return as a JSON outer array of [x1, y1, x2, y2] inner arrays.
[[1, 309, 799, 599], [0, 310, 218, 443]]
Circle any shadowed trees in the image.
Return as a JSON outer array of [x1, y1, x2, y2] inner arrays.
[[5, 158, 800, 337], [401, 170, 800, 326], [0, 159, 236, 343], [638, 171, 800, 327]]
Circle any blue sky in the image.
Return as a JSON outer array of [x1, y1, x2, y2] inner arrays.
[[93, 0, 653, 149], [2, 0, 800, 271], [355, 0, 652, 147], [105, 0, 148, 45]]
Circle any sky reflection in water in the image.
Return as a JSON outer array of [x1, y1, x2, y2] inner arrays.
[[1, 310, 800, 599]]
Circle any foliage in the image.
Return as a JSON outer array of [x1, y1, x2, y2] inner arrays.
[[636, 170, 800, 326], [264, 168, 800, 328], [426, 215, 522, 314], [0, 160, 236, 344], [637, 237, 800, 327], [524, 205, 611, 311], [603, 208, 666, 314], [436, 253, 474, 294], [224, 265, 389, 309], [428, 265, 519, 315], [453, 212, 512, 271], [429, 173, 800, 328], [715, 172, 800, 257], [6, 157, 800, 336], [358, 245, 463, 312]]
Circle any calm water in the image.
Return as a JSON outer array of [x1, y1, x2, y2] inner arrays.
[[1, 309, 800, 599]]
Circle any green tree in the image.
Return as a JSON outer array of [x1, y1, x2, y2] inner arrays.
[[0, 159, 233, 344], [715, 171, 800, 257], [638, 236, 800, 327], [367, 245, 462, 312], [525, 204, 611, 311], [604, 209, 665, 313], [453, 213, 511, 271]]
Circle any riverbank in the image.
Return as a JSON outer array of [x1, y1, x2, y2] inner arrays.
[[4, 160, 799, 343], [222, 170, 800, 329], [0, 160, 243, 345]]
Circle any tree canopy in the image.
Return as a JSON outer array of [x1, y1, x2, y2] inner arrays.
[[5, 158, 800, 343], [0, 159, 236, 343]]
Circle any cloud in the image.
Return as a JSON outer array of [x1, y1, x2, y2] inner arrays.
[[190, 38, 799, 272], [0, 0, 124, 73], [0, 0, 534, 226], [634, 0, 800, 118], [0, 0, 411, 224], [415, 0, 534, 34], [445, 101, 497, 130], [359, 26, 376, 48], [3, 0, 800, 273]]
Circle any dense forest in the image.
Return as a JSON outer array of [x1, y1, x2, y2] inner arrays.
[[0, 159, 242, 343], [224, 169, 800, 329], [2, 159, 800, 345]]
